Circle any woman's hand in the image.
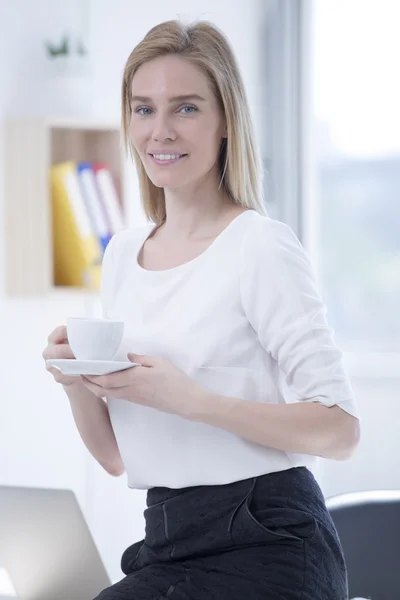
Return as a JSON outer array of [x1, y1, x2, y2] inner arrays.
[[81, 353, 210, 417], [42, 325, 80, 387]]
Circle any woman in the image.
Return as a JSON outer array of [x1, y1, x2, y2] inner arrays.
[[44, 20, 360, 600]]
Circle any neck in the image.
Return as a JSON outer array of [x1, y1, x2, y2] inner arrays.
[[161, 177, 233, 241]]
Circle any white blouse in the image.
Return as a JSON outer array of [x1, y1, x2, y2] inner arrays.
[[100, 209, 358, 490]]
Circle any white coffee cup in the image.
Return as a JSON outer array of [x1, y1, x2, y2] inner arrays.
[[67, 317, 124, 361]]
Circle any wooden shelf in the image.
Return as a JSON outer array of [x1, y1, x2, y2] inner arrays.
[[4, 117, 127, 296]]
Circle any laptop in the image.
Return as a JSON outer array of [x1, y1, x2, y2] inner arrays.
[[0, 485, 111, 600]]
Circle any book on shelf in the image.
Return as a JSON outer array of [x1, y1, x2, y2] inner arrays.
[[93, 162, 125, 234], [50, 161, 103, 290], [77, 162, 112, 251]]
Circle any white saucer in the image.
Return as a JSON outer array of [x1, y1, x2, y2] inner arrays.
[[47, 359, 139, 376]]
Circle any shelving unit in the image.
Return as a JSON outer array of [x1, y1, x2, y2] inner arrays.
[[4, 117, 127, 296]]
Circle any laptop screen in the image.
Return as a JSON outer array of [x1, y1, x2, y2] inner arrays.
[[0, 486, 111, 600]]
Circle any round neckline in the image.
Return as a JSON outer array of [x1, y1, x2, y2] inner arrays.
[[135, 209, 255, 275]]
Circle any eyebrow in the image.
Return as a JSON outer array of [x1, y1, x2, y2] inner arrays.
[[130, 94, 207, 103]]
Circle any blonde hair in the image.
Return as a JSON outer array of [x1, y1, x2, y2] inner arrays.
[[121, 20, 268, 225]]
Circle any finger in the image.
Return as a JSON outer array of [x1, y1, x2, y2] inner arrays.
[[47, 325, 68, 345], [81, 377, 113, 397], [43, 343, 75, 361], [45, 365, 65, 383], [84, 367, 138, 388], [128, 353, 157, 367]]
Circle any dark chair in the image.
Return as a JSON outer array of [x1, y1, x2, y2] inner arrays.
[[326, 490, 400, 600]]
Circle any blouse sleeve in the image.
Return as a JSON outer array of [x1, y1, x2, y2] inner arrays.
[[100, 234, 117, 319], [239, 217, 359, 418]]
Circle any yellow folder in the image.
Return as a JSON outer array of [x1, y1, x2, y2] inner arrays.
[[50, 161, 102, 289]]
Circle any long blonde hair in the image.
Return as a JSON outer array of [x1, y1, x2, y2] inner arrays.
[[121, 20, 268, 225]]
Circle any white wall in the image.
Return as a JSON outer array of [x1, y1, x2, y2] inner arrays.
[[319, 375, 400, 499], [0, 0, 267, 584]]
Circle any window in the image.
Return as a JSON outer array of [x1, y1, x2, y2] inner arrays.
[[312, 0, 400, 354]]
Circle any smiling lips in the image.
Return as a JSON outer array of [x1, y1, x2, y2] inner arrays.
[[149, 152, 187, 166]]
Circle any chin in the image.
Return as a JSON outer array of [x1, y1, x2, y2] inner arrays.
[[149, 174, 190, 189]]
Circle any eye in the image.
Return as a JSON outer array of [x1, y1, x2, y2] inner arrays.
[[134, 106, 152, 116], [179, 105, 198, 114]]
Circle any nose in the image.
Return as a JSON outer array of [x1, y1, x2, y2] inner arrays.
[[152, 112, 177, 142]]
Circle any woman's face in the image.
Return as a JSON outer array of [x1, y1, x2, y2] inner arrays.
[[129, 54, 226, 190]]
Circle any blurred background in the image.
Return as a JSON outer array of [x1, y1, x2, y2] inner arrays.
[[0, 0, 399, 586]]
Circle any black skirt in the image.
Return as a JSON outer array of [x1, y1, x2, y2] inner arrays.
[[95, 467, 348, 599]]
